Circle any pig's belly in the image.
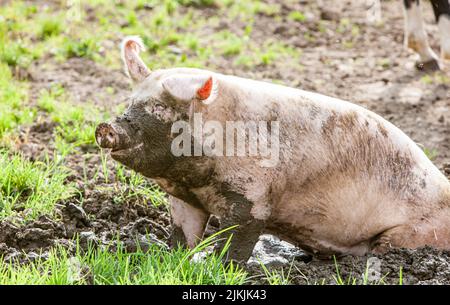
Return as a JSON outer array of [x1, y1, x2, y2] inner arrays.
[[267, 189, 411, 256]]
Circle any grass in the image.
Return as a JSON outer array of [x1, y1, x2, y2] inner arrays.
[[332, 256, 389, 285], [114, 163, 169, 208], [0, 63, 35, 138], [0, 4, 42, 69], [288, 11, 306, 22], [0, 227, 247, 285], [423, 147, 438, 161], [39, 18, 62, 40], [0, 41, 38, 68], [234, 40, 299, 68], [176, 0, 216, 7], [251, 255, 403, 285], [218, 30, 245, 57], [0, 150, 75, 221], [258, 259, 295, 285], [37, 86, 107, 152], [58, 37, 100, 60], [420, 72, 450, 85]]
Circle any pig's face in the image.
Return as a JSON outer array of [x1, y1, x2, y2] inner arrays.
[[96, 36, 216, 177], [96, 98, 175, 177]]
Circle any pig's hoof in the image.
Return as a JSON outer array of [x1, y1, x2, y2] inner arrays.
[[415, 59, 441, 72]]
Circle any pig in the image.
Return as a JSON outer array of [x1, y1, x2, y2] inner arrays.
[[96, 36, 450, 262]]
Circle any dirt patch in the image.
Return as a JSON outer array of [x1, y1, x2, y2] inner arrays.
[[15, 120, 56, 162], [247, 245, 450, 285], [28, 57, 130, 107], [0, 189, 171, 264], [3, 205, 450, 285]]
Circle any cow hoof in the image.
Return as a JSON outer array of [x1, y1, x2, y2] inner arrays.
[[415, 59, 441, 71]]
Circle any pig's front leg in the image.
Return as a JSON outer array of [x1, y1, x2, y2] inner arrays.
[[169, 196, 210, 249], [216, 191, 266, 264]]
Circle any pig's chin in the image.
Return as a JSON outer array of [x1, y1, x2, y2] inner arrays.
[[109, 142, 144, 168], [110, 142, 143, 155]]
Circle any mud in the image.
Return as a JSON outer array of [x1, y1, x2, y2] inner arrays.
[[248, 244, 450, 285], [0, 189, 171, 263], [249, 230, 450, 285], [1, 0, 450, 284]]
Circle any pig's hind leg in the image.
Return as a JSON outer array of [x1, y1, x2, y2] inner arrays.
[[370, 214, 450, 253], [169, 196, 210, 249]]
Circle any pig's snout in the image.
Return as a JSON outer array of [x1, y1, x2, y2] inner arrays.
[[95, 123, 119, 149]]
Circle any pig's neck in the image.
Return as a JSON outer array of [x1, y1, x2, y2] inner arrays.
[[151, 156, 217, 211], [159, 156, 216, 188]]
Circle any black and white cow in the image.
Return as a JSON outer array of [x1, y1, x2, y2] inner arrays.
[[403, 0, 450, 70]]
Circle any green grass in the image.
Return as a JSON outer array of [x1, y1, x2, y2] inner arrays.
[[288, 11, 306, 22], [420, 72, 450, 85], [0, 41, 38, 68], [331, 256, 389, 285], [39, 18, 62, 40], [0, 150, 75, 221], [0, 63, 35, 138], [423, 147, 438, 161], [0, 4, 42, 68], [59, 37, 100, 60], [176, 0, 216, 7], [0, 228, 247, 285], [0, 0, 304, 72], [258, 260, 295, 285], [217, 30, 245, 57], [114, 163, 169, 208], [37, 86, 107, 152]]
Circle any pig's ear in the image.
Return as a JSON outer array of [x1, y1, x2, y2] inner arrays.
[[161, 74, 217, 105], [121, 36, 151, 82]]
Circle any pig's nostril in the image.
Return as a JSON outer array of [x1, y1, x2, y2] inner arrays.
[[95, 123, 118, 149]]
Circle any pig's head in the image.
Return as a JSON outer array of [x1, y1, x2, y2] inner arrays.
[[95, 36, 217, 177]]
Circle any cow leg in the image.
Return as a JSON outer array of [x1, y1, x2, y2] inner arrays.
[[403, 0, 440, 70], [169, 196, 210, 249], [430, 0, 450, 60]]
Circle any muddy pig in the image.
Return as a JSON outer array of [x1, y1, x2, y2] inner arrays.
[[96, 36, 450, 262]]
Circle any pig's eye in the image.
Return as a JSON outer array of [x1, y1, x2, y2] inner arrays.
[[154, 104, 165, 111]]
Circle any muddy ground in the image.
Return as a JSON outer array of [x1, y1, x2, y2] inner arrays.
[[1, 0, 450, 284]]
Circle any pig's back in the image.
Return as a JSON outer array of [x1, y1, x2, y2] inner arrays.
[[218, 73, 450, 254], [218, 73, 444, 187]]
